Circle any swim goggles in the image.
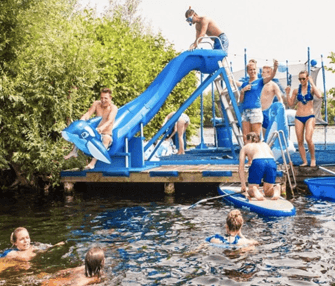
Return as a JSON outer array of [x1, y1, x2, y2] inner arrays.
[[186, 16, 193, 26]]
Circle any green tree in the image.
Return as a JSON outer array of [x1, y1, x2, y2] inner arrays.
[[0, 0, 199, 189], [0, 0, 100, 189]]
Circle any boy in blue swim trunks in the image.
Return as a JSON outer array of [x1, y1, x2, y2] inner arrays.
[[238, 132, 281, 201]]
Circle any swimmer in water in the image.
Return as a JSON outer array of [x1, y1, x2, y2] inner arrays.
[[41, 247, 105, 286], [3, 227, 64, 261]]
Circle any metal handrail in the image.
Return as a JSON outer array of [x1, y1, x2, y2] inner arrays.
[[267, 130, 297, 197]]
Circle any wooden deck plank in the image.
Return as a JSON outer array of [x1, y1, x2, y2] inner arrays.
[[61, 164, 285, 184]]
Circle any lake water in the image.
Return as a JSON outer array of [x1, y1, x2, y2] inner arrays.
[[0, 183, 335, 285]]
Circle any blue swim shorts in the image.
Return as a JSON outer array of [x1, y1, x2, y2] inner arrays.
[[214, 33, 229, 53], [262, 108, 270, 129], [248, 158, 277, 185]]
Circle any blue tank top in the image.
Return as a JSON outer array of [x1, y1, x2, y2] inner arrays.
[[205, 234, 240, 246], [241, 78, 264, 110], [297, 83, 313, 105], [0, 248, 18, 258]]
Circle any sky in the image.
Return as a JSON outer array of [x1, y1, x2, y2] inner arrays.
[[82, 0, 335, 90]]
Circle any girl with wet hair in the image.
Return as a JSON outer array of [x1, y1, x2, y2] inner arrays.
[[85, 247, 105, 278], [207, 209, 258, 247], [41, 247, 105, 286], [226, 209, 244, 233], [1, 227, 64, 261]]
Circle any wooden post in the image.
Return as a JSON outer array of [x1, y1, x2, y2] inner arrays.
[[164, 182, 175, 194], [64, 182, 74, 193]]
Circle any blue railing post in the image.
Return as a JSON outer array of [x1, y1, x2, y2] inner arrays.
[[196, 72, 208, 149]]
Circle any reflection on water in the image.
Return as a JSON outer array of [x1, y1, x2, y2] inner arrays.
[[0, 183, 335, 285]]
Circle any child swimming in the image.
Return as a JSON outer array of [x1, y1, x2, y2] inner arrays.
[[41, 247, 105, 286], [208, 209, 258, 247]]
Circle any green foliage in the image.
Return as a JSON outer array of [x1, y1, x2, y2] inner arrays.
[[325, 52, 335, 124], [202, 90, 221, 127], [0, 0, 199, 188], [0, 0, 101, 187]]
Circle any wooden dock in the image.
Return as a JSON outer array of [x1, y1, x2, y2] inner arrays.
[[61, 163, 287, 193]]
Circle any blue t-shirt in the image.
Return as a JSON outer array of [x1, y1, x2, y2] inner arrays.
[[241, 78, 264, 110]]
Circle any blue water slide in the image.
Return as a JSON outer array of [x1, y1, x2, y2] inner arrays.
[[109, 49, 226, 155]]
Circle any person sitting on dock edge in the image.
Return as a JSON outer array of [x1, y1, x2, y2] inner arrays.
[[185, 7, 229, 53], [64, 88, 118, 170], [238, 132, 281, 201]]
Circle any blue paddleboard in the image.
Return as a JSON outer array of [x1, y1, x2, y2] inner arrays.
[[218, 184, 295, 217]]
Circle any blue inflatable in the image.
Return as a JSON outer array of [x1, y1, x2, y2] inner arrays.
[[264, 102, 295, 160], [61, 117, 112, 164]]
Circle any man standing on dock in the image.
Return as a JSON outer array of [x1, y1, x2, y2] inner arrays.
[[185, 7, 229, 53], [260, 65, 283, 134]]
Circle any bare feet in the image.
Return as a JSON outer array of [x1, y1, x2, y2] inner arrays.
[[64, 149, 78, 160], [83, 164, 94, 170], [310, 159, 316, 167], [300, 162, 308, 167], [271, 184, 281, 200], [250, 186, 265, 201]]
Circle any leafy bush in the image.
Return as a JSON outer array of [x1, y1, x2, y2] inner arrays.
[[0, 0, 199, 189]]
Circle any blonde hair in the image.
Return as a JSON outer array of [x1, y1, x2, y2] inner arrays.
[[248, 59, 257, 65], [246, 132, 260, 143], [85, 247, 105, 278], [247, 62, 256, 72], [299, 70, 309, 77], [226, 210, 244, 232], [10, 227, 28, 246]]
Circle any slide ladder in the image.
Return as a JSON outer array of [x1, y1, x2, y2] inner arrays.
[[214, 58, 244, 149], [267, 130, 297, 197]]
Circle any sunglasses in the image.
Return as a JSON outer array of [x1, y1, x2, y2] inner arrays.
[[298, 78, 307, 81]]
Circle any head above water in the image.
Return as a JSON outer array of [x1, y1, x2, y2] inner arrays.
[[226, 209, 244, 233], [246, 132, 261, 143], [10, 227, 31, 251], [85, 247, 105, 278]]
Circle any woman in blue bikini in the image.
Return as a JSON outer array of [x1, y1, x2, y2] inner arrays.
[[285, 71, 322, 166]]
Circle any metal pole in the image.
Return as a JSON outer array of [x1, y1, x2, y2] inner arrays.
[[211, 81, 218, 147], [321, 54, 328, 147], [307, 47, 311, 75], [196, 72, 208, 149], [244, 48, 247, 78], [286, 60, 289, 86], [321, 55, 328, 123]]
